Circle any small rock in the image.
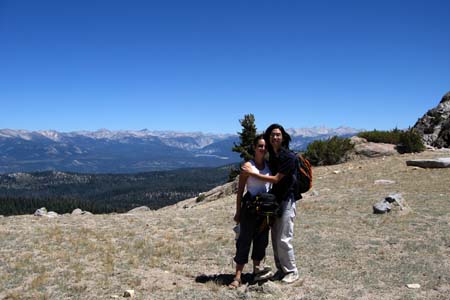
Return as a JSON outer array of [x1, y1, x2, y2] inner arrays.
[[311, 190, 319, 196], [45, 211, 59, 218], [34, 207, 48, 217], [374, 179, 396, 185], [373, 201, 391, 214], [127, 206, 151, 214], [333, 170, 341, 174], [406, 283, 421, 289], [72, 208, 83, 215], [123, 290, 135, 298]]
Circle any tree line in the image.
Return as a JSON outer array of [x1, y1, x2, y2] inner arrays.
[[0, 166, 232, 216]]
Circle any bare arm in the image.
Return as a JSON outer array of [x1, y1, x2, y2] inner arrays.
[[241, 163, 285, 183]]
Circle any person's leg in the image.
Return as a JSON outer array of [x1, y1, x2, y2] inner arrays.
[[234, 209, 255, 266], [272, 199, 298, 278], [250, 218, 269, 263], [232, 210, 256, 287], [229, 263, 244, 288], [251, 218, 272, 280]]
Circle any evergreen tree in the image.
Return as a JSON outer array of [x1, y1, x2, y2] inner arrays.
[[229, 114, 257, 181], [232, 114, 257, 161]]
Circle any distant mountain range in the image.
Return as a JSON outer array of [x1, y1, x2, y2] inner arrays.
[[0, 127, 361, 173]]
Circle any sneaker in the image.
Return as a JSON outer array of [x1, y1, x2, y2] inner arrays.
[[281, 271, 299, 284], [253, 265, 273, 281], [270, 269, 285, 281]]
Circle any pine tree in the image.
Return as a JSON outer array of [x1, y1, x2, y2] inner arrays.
[[229, 114, 257, 181]]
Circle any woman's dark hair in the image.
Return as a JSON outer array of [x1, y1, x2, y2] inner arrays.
[[248, 134, 265, 157], [253, 134, 265, 146], [263, 123, 291, 154]]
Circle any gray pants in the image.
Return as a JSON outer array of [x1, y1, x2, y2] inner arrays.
[[271, 197, 298, 274]]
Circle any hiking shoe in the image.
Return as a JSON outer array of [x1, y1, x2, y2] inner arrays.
[[270, 270, 285, 281], [281, 271, 299, 284], [253, 266, 273, 281]]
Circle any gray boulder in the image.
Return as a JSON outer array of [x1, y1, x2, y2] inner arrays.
[[353, 141, 398, 158], [406, 157, 450, 168], [413, 91, 450, 148]]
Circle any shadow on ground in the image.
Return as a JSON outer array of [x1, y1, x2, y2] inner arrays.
[[195, 273, 257, 286]]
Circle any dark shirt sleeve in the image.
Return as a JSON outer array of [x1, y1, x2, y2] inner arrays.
[[278, 150, 296, 176]]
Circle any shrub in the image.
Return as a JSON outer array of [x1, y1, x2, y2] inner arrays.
[[358, 128, 425, 154], [305, 136, 354, 166], [196, 194, 206, 203], [397, 129, 426, 153], [357, 128, 402, 144]]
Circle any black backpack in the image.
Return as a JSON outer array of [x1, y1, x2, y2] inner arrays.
[[292, 153, 313, 200]]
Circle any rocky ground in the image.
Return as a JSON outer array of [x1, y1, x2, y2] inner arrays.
[[1, 149, 450, 300]]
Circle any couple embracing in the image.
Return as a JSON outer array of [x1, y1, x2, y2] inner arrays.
[[229, 123, 299, 288]]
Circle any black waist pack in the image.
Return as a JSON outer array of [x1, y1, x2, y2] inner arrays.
[[246, 192, 280, 217]]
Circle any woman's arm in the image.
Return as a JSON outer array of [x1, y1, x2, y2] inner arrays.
[[241, 163, 285, 183], [234, 163, 249, 223]]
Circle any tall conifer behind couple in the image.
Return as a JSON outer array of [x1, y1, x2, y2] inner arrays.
[[228, 114, 257, 181]]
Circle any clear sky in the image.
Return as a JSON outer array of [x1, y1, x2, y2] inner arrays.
[[1, 0, 449, 134]]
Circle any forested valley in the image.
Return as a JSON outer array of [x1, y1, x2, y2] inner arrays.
[[0, 165, 233, 216]]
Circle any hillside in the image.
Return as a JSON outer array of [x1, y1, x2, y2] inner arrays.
[[1, 150, 449, 299]]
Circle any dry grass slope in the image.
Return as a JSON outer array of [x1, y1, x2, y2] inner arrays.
[[1, 150, 449, 300]]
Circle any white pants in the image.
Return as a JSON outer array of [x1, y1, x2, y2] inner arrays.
[[271, 197, 298, 274]]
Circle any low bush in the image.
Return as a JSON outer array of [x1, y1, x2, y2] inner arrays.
[[305, 136, 354, 166], [357, 128, 402, 144], [196, 194, 206, 203], [397, 129, 426, 153], [358, 128, 425, 153]]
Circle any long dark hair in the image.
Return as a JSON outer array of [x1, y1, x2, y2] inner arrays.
[[263, 123, 291, 155], [248, 134, 265, 157]]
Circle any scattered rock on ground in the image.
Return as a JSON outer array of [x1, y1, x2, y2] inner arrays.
[[71, 208, 83, 215], [374, 179, 396, 185], [46, 211, 59, 218], [127, 206, 151, 214], [33, 207, 59, 218], [406, 157, 450, 168], [71, 208, 93, 216], [123, 290, 135, 298], [34, 207, 47, 216], [373, 193, 408, 214]]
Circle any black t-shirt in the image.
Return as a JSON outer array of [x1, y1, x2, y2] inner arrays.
[[269, 148, 296, 201]]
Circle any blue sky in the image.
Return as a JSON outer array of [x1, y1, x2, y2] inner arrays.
[[1, 0, 449, 134]]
